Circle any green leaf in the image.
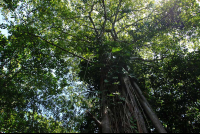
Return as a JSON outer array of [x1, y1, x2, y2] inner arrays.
[[112, 47, 122, 53], [108, 93, 115, 97]]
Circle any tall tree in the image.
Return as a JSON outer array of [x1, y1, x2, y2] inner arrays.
[[1, 0, 200, 133]]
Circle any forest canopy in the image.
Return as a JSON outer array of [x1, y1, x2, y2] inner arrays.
[[0, 0, 200, 133]]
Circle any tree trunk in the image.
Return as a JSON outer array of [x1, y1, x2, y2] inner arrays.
[[129, 77, 167, 133], [99, 67, 167, 133], [100, 67, 111, 133], [121, 75, 148, 133]]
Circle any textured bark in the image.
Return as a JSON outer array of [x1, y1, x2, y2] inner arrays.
[[121, 75, 148, 133], [100, 67, 111, 133], [130, 77, 167, 133], [101, 106, 110, 133], [99, 69, 166, 133]]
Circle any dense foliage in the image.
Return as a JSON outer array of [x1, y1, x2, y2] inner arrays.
[[0, 0, 200, 133]]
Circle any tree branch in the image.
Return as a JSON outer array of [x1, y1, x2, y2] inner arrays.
[[88, 4, 99, 37], [112, 0, 122, 40], [28, 33, 94, 63], [130, 57, 166, 62], [113, 0, 122, 26], [99, 0, 107, 39], [117, 8, 155, 34], [130, 80, 167, 133], [86, 110, 102, 129]]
